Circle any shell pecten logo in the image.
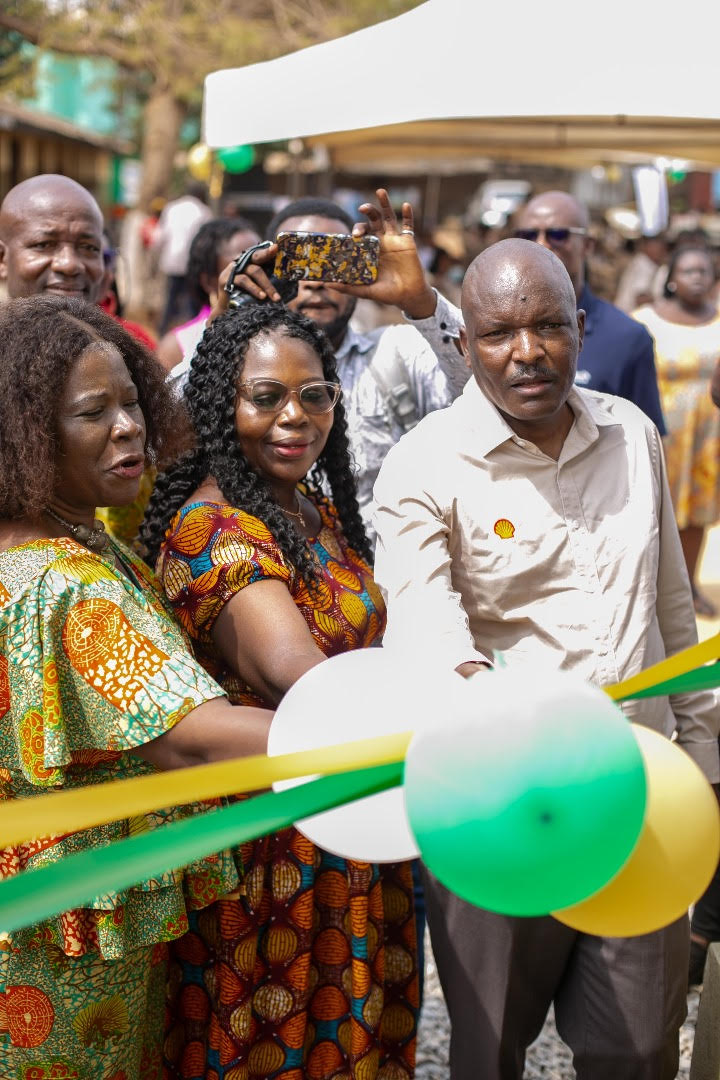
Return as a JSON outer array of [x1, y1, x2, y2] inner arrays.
[[494, 518, 515, 540]]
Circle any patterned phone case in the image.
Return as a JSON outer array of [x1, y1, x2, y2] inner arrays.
[[274, 231, 379, 285]]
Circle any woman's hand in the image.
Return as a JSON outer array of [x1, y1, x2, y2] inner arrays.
[[209, 242, 281, 323], [328, 188, 437, 318], [455, 660, 492, 679]]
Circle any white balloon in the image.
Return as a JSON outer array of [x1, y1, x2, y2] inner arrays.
[[268, 648, 456, 862]]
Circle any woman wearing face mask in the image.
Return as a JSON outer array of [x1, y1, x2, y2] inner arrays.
[[0, 296, 272, 1078], [142, 304, 418, 1080], [633, 245, 720, 616]]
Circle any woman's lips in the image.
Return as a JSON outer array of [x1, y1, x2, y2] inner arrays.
[[109, 459, 145, 478], [270, 442, 312, 459]]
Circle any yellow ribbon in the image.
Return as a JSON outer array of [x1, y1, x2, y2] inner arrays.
[[604, 632, 720, 701], [0, 732, 411, 847], [4, 631, 719, 849]]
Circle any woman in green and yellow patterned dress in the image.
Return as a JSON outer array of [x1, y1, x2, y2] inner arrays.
[[0, 296, 271, 1079]]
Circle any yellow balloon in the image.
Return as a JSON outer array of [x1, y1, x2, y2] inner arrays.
[[186, 142, 212, 183], [553, 725, 720, 936]]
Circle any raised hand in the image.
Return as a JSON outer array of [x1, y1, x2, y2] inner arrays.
[[329, 188, 437, 319]]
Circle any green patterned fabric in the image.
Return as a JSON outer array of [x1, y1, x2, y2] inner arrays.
[[0, 536, 239, 1076]]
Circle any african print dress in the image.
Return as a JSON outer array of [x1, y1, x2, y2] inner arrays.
[[158, 498, 418, 1080], [632, 305, 720, 528], [0, 537, 237, 1080]]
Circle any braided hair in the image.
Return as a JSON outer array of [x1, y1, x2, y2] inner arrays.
[[141, 304, 370, 585]]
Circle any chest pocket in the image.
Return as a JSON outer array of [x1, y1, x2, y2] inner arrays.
[[448, 491, 578, 621]]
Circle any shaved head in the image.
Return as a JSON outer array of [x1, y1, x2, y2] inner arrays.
[[513, 190, 592, 297], [0, 174, 103, 238], [519, 190, 590, 230], [459, 238, 584, 453], [461, 239, 577, 330], [0, 174, 106, 302]]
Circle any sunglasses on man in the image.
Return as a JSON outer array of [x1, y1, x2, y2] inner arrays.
[[514, 227, 588, 247]]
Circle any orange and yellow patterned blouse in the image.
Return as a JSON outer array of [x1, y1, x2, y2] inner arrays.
[[157, 496, 387, 704]]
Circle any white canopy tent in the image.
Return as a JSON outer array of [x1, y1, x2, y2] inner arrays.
[[203, 0, 720, 171]]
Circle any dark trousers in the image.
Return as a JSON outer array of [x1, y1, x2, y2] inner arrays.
[[692, 857, 720, 943], [422, 867, 689, 1080]]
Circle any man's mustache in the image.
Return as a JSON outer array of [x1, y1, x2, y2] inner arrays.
[[510, 364, 557, 383]]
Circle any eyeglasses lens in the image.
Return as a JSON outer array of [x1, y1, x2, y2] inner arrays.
[[514, 228, 572, 247], [298, 384, 337, 412], [248, 381, 338, 413]]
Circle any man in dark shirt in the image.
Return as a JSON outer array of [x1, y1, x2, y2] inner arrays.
[[514, 191, 666, 433]]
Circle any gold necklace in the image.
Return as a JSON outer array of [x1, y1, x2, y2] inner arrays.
[[45, 507, 110, 553], [282, 493, 306, 529]]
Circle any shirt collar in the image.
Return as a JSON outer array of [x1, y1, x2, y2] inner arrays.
[[457, 376, 621, 460], [334, 324, 376, 361]]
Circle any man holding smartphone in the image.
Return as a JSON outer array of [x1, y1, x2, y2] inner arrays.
[[178, 190, 469, 539]]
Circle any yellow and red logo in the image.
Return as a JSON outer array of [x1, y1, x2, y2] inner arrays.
[[494, 518, 515, 540]]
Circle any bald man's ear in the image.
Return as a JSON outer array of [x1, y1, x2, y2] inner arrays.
[[0, 239, 7, 282], [459, 326, 472, 370], [576, 308, 586, 352]]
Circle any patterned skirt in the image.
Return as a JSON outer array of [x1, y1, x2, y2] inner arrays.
[[0, 938, 168, 1079], [163, 828, 418, 1080]]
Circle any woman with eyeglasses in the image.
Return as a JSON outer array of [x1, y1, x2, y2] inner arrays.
[[632, 244, 720, 617], [141, 304, 418, 1080]]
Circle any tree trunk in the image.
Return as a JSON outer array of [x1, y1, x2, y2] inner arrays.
[[137, 86, 186, 211]]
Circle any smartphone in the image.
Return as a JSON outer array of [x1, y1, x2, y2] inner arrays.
[[274, 231, 380, 285]]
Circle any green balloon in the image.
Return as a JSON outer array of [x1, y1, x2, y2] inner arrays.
[[404, 669, 647, 916], [217, 144, 255, 174]]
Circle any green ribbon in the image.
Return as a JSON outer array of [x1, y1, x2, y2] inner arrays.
[[0, 761, 403, 935], [616, 662, 720, 701]]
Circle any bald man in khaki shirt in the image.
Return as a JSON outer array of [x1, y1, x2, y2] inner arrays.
[[374, 240, 719, 1080]]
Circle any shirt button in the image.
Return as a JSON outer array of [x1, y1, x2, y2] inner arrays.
[[440, 321, 447, 330], [442, 335, 450, 343]]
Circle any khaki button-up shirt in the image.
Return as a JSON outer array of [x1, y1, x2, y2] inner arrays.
[[373, 378, 720, 781]]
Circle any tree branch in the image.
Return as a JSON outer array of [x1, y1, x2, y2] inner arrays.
[[0, 12, 143, 70]]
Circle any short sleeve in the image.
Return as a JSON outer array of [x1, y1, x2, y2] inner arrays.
[[159, 503, 292, 640], [0, 548, 225, 786]]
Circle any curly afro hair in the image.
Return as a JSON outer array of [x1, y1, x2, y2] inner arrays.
[[0, 295, 183, 520], [141, 303, 370, 586]]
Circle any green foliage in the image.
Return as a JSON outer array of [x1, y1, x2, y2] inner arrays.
[[0, 0, 425, 106], [0, 27, 37, 96]]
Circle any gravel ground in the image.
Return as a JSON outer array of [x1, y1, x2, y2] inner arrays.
[[415, 931, 700, 1079]]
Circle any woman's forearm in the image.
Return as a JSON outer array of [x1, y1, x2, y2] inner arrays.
[[131, 698, 272, 770]]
